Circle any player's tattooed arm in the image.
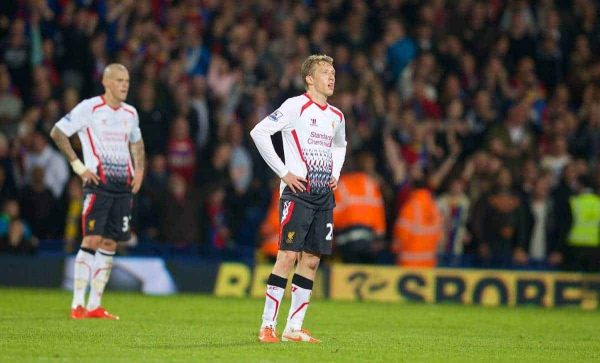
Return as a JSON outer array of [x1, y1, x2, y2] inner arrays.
[[130, 139, 145, 193], [50, 126, 78, 162], [51, 126, 100, 184], [130, 139, 145, 171]]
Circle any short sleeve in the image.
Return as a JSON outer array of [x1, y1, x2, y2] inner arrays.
[[55, 101, 90, 137], [129, 109, 142, 143]]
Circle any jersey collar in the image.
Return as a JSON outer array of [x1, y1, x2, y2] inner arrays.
[[101, 95, 122, 111], [303, 93, 328, 110]]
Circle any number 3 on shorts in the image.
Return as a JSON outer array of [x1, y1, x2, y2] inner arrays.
[[326, 223, 333, 240], [122, 216, 130, 232]]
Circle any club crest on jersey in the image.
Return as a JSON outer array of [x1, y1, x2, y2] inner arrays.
[[269, 110, 283, 121], [310, 118, 317, 126], [88, 219, 96, 231], [286, 231, 295, 243]]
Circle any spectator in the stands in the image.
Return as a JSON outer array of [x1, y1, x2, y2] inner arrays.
[[521, 172, 564, 269], [22, 130, 68, 199], [158, 173, 200, 248], [0, 199, 37, 255], [19, 166, 59, 239], [167, 115, 196, 185]]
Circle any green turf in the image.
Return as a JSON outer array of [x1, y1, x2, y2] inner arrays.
[[0, 288, 598, 362]]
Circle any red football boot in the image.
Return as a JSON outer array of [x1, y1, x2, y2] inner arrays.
[[70, 305, 87, 320], [258, 326, 279, 343], [281, 328, 321, 343], [85, 307, 119, 320]]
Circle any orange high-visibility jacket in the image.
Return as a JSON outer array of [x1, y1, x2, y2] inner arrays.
[[392, 188, 443, 267], [333, 172, 386, 235], [259, 189, 280, 258]]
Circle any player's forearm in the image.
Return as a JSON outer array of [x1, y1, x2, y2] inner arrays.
[[50, 126, 78, 162], [130, 139, 145, 172], [332, 145, 346, 180]]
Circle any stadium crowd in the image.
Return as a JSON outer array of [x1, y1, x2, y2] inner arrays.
[[1, 0, 600, 271]]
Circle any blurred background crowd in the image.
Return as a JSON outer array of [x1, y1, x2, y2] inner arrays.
[[2, 0, 600, 272]]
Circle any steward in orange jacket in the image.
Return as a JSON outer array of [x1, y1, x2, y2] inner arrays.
[[392, 187, 443, 267], [258, 189, 280, 261], [334, 171, 386, 263]]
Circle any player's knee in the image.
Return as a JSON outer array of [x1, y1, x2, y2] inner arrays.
[[81, 236, 102, 250], [100, 239, 117, 252], [301, 255, 320, 271], [276, 250, 298, 270]]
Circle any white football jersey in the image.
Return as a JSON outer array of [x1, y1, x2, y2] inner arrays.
[[55, 95, 142, 194], [250, 93, 347, 197]]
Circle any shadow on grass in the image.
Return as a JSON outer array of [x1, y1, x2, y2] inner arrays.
[[129, 341, 261, 349]]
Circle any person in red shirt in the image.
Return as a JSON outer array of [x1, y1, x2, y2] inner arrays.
[[167, 115, 196, 184]]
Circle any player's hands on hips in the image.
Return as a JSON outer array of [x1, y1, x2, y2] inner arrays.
[[329, 176, 338, 190], [71, 159, 100, 185], [282, 172, 307, 193], [80, 170, 101, 186], [131, 169, 144, 194]]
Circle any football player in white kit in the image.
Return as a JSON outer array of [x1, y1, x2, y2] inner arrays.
[[251, 55, 347, 343], [51, 64, 145, 320]]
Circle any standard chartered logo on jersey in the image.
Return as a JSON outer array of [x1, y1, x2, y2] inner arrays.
[[307, 131, 333, 147]]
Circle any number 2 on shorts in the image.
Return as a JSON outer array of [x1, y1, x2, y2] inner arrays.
[[326, 223, 333, 240]]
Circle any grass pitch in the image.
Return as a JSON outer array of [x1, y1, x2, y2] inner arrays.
[[0, 288, 598, 362]]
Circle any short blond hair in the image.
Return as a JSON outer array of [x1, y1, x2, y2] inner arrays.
[[102, 63, 128, 81], [301, 54, 334, 89]]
